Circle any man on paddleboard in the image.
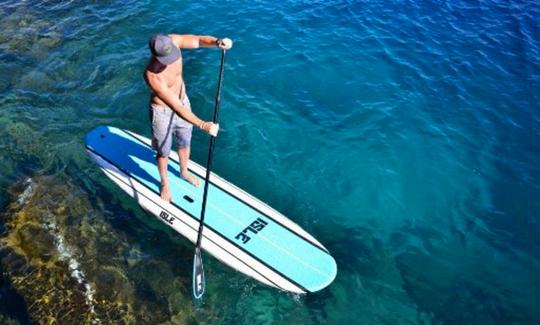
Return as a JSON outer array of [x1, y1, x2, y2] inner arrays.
[[144, 34, 232, 202]]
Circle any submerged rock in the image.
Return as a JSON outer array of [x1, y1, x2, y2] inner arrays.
[[18, 70, 55, 92], [0, 7, 62, 58], [0, 122, 50, 169], [0, 176, 201, 324]]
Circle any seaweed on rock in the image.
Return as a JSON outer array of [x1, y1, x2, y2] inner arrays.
[[0, 176, 201, 324]]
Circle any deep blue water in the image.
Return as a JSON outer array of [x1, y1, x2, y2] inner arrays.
[[0, 0, 539, 323]]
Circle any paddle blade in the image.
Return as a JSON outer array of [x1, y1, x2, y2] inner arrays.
[[192, 247, 206, 299]]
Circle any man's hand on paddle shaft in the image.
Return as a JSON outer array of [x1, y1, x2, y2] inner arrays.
[[216, 38, 233, 50], [200, 121, 219, 137]]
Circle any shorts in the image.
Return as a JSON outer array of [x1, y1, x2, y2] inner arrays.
[[150, 96, 193, 157]]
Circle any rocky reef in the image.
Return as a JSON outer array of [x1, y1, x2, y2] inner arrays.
[[0, 176, 201, 324], [0, 5, 61, 58]]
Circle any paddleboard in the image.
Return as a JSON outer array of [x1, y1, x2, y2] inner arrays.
[[85, 126, 337, 293]]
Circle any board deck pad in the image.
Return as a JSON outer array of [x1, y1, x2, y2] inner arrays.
[[86, 126, 337, 293]]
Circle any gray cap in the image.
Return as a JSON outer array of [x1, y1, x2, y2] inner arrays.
[[149, 34, 181, 65]]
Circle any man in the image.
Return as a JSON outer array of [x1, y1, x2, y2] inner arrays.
[[144, 33, 232, 202]]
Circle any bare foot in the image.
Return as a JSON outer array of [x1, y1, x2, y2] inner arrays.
[[181, 171, 200, 187], [160, 183, 172, 202]]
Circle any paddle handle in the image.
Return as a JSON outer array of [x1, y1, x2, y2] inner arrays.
[[196, 49, 226, 247]]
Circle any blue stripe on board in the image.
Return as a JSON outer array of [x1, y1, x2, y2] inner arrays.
[[86, 126, 336, 291]]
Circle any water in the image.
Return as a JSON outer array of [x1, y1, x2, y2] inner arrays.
[[0, 0, 539, 323]]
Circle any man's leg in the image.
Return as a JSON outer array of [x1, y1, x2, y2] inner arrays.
[[178, 146, 200, 187], [175, 95, 199, 187], [151, 104, 174, 202], [157, 155, 172, 201]]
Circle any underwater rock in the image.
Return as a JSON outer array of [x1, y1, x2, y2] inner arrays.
[[0, 122, 48, 168], [0, 7, 62, 58], [15, 223, 56, 262], [0, 176, 202, 324], [18, 70, 55, 92]]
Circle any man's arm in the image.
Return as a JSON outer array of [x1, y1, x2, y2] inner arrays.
[[170, 34, 231, 49], [145, 71, 215, 133]]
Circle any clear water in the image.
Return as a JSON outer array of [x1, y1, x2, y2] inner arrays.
[[0, 0, 539, 323]]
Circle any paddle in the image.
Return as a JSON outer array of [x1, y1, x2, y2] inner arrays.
[[193, 47, 227, 299]]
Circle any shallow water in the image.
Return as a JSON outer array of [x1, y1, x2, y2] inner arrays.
[[0, 0, 539, 324]]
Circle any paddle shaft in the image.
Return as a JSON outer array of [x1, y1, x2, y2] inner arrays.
[[196, 49, 226, 247]]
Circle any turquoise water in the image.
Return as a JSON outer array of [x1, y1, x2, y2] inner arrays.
[[1, 0, 539, 324]]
